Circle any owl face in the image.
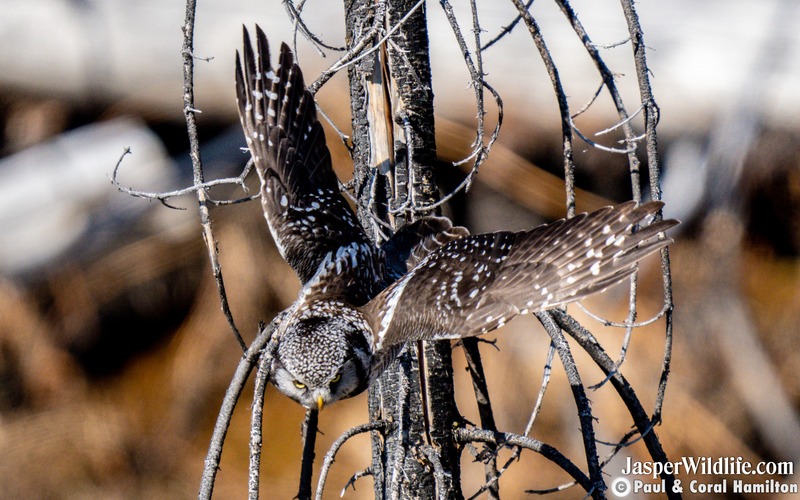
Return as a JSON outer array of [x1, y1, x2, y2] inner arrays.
[[270, 314, 373, 410]]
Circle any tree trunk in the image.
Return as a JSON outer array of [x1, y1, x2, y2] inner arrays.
[[344, 0, 462, 498]]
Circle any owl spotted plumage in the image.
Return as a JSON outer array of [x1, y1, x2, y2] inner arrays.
[[236, 26, 678, 411]]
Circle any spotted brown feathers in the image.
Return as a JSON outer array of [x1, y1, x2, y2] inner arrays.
[[235, 26, 678, 410]]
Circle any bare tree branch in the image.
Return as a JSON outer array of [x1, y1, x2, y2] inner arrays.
[[555, 0, 644, 198], [509, 0, 577, 217], [297, 408, 319, 500], [551, 310, 680, 498], [199, 317, 283, 499], [341, 467, 375, 496], [315, 421, 391, 500], [619, 0, 676, 422], [481, 0, 534, 51], [111, 148, 257, 208], [461, 338, 499, 499], [535, 312, 605, 499], [427, 0, 503, 205], [248, 328, 274, 500], [453, 427, 593, 494], [283, 0, 345, 55], [180, 0, 246, 351]]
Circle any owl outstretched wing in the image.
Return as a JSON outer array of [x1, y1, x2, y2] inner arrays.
[[236, 26, 376, 294], [362, 201, 677, 352]]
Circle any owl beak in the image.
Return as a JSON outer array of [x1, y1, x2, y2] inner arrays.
[[316, 395, 325, 411]]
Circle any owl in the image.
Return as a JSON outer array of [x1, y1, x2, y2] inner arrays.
[[235, 26, 677, 411]]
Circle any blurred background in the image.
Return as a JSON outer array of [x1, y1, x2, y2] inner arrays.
[[1, 0, 799, 498]]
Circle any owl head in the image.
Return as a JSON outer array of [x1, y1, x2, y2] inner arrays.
[[270, 313, 374, 410]]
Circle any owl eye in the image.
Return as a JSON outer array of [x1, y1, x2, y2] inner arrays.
[[330, 373, 342, 384], [293, 380, 306, 389]]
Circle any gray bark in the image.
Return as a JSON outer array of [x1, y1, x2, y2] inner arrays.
[[344, 0, 461, 498]]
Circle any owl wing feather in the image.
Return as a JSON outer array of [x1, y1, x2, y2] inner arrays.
[[236, 26, 376, 294], [380, 216, 471, 281], [363, 201, 678, 353]]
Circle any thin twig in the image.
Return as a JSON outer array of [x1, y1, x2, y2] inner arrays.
[[536, 425, 653, 495], [465, 340, 556, 499], [453, 427, 593, 493], [185, 49, 215, 62], [316, 105, 353, 154], [570, 117, 636, 154], [206, 192, 261, 206], [315, 421, 391, 500], [509, 0, 577, 216], [111, 148, 255, 208], [527, 342, 555, 436], [180, 0, 246, 351], [297, 408, 319, 500], [248, 326, 274, 500], [341, 467, 375, 496], [571, 80, 606, 120], [461, 338, 500, 499], [466, 340, 555, 500], [594, 281, 637, 390], [594, 103, 644, 136], [535, 312, 605, 499], [551, 310, 680, 499], [596, 424, 655, 449], [481, 0, 534, 51], [199, 317, 283, 499], [554, 0, 643, 202], [591, 36, 631, 49], [395, 81, 503, 215], [421, 445, 449, 500], [283, 0, 345, 54], [435, 0, 498, 192], [575, 301, 670, 329], [618, 0, 675, 425]]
